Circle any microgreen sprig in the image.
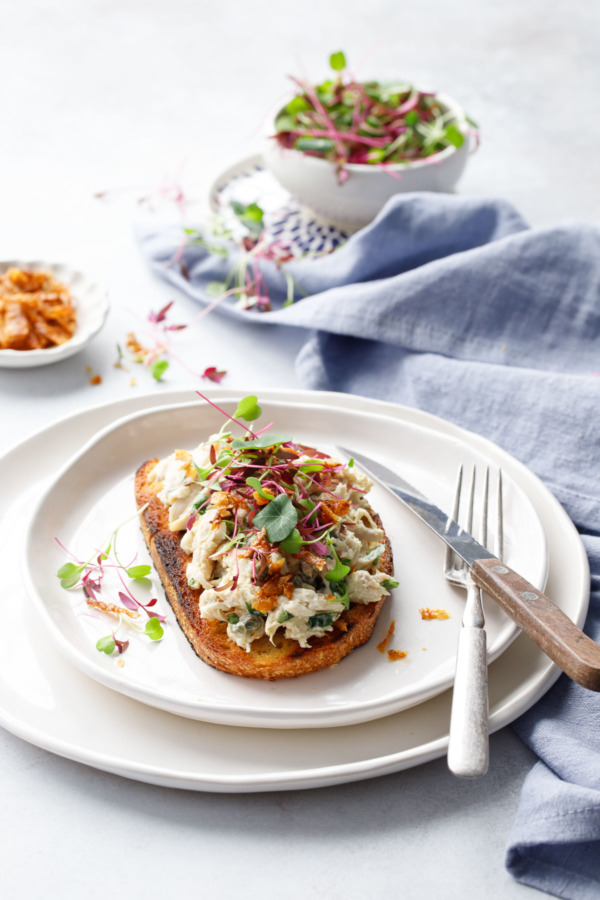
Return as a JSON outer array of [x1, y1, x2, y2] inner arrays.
[[324, 539, 351, 583], [55, 503, 166, 657], [183, 205, 308, 317]]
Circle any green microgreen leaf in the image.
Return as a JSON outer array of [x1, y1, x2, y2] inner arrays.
[[253, 494, 298, 543], [348, 458, 354, 468], [151, 359, 169, 382], [330, 579, 350, 609], [234, 395, 262, 422], [194, 463, 213, 481], [324, 540, 351, 583], [242, 202, 263, 222], [443, 123, 465, 148], [144, 617, 164, 641], [231, 434, 290, 450], [405, 110, 420, 126], [299, 459, 325, 473], [316, 78, 334, 94], [126, 565, 152, 579], [308, 612, 335, 629], [279, 528, 303, 554], [275, 113, 296, 132], [96, 635, 116, 655], [294, 136, 336, 153], [329, 50, 347, 72], [230, 201, 264, 236], [246, 477, 274, 500], [381, 578, 400, 590], [286, 96, 312, 115], [216, 450, 233, 467], [227, 613, 239, 625], [56, 562, 85, 589], [278, 610, 293, 624]]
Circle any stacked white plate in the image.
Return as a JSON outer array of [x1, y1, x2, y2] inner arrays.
[[1, 389, 589, 791]]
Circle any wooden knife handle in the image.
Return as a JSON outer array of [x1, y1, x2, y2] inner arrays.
[[471, 558, 600, 691]]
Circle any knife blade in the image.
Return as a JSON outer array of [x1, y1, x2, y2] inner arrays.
[[339, 447, 496, 568], [338, 446, 600, 692]]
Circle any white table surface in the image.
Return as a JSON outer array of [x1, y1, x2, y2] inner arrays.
[[3, 0, 598, 896]]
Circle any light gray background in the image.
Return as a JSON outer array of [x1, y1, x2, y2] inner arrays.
[[2, 1, 598, 897]]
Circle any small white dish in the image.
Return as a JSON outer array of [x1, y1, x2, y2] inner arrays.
[[262, 92, 471, 229], [0, 260, 109, 368], [0, 389, 589, 790], [23, 397, 546, 729]]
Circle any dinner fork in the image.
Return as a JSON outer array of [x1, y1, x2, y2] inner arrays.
[[446, 465, 503, 778]]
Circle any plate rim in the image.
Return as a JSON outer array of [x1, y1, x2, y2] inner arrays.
[[0, 388, 589, 791], [22, 396, 547, 728]]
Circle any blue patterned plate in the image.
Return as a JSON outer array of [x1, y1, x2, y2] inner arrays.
[[208, 154, 351, 259]]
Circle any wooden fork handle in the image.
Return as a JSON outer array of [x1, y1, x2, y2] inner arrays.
[[472, 558, 600, 691]]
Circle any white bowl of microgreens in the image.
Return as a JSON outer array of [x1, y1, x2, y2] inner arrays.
[[262, 52, 478, 229]]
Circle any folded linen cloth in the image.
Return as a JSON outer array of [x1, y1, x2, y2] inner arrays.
[[138, 193, 600, 900]]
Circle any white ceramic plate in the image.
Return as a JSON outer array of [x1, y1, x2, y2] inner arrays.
[[1, 389, 589, 790], [24, 397, 546, 728], [0, 260, 108, 367]]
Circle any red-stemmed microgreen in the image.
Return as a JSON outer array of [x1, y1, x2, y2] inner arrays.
[[119, 302, 227, 387], [116, 571, 166, 623], [196, 391, 259, 439], [96, 631, 128, 656], [55, 502, 166, 656]]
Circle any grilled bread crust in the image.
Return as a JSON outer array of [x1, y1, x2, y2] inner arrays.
[[135, 458, 394, 680]]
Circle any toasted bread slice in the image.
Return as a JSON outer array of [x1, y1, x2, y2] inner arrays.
[[135, 458, 394, 680]]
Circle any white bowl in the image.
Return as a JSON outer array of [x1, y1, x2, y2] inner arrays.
[[0, 260, 109, 368], [262, 91, 471, 229]]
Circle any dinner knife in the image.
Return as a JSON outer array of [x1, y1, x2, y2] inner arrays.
[[338, 447, 600, 693]]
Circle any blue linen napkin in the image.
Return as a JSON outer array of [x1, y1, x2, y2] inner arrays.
[[138, 193, 600, 899]]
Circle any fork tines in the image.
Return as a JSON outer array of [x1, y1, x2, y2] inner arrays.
[[445, 465, 503, 575]]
